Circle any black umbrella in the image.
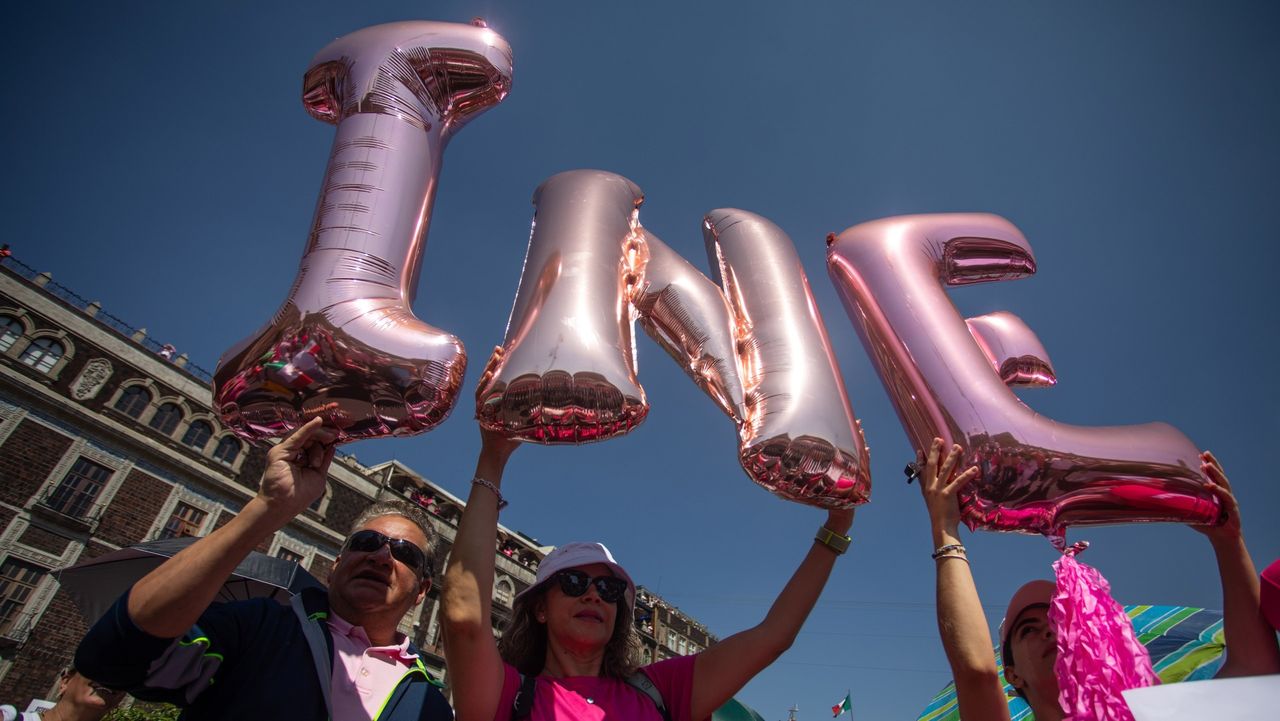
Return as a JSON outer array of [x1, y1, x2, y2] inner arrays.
[[56, 537, 326, 624]]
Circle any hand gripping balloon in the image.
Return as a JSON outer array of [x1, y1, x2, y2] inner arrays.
[[477, 170, 869, 507], [826, 213, 1219, 535], [214, 21, 512, 442]]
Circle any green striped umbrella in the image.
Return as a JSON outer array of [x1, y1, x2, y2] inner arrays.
[[714, 697, 768, 721], [916, 605, 1226, 721]]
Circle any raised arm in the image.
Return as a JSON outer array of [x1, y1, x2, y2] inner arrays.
[[919, 439, 1010, 721], [441, 426, 520, 721], [1195, 451, 1280, 677], [127, 417, 335, 637], [689, 506, 854, 720]]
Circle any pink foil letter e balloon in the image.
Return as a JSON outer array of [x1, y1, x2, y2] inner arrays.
[[826, 213, 1218, 536]]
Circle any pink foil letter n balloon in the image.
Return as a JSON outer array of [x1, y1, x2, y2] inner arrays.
[[214, 21, 512, 442], [476, 170, 869, 508], [826, 213, 1219, 536]]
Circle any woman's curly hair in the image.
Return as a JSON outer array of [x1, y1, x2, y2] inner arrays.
[[497, 580, 641, 678]]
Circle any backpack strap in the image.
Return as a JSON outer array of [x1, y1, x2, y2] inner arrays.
[[625, 672, 671, 721], [512, 673, 538, 720], [291, 590, 335, 720]]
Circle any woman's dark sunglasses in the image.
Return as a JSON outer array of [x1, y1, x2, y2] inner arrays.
[[344, 530, 432, 577], [552, 569, 628, 603]]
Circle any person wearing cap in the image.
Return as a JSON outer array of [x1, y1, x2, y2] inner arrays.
[[441, 428, 855, 721], [915, 438, 1280, 721]]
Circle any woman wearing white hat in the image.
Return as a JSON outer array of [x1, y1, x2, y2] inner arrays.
[[442, 429, 854, 721]]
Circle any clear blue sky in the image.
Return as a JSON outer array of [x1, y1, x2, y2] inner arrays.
[[6, 2, 1279, 718]]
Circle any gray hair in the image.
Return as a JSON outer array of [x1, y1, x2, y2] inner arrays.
[[350, 500, 437, 562]]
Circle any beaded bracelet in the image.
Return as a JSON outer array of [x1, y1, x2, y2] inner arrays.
[[931, 543, 966, 559], [471, 476, 508, 510]]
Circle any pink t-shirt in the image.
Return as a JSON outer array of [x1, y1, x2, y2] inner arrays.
[[327, 611, 420, 721], [494, 655, 698, 721]]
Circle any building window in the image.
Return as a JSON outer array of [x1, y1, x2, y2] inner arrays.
[[0, 315, 22, 352], [158, 502, 207, 539], [45, 457, 112, 518], [181, 420, 214, 450], [149, 402, 183, 435], [495, 579, 514, 606], [666, 630, 677, 650], [113, 386, 152, 419], [19, 337, 63, 373], [212, 436, 241, 465], [0, 558, 47, 638], [277, 548, 304, 564]]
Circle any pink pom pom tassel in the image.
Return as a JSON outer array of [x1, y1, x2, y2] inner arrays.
[[1051, 545, 1159, 721]]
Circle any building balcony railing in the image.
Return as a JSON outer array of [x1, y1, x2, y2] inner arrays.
[[0, 256, 216, 383], [0, 612, 35, 647], [495, 552, 537, 585], [32, 485, 107, 530]]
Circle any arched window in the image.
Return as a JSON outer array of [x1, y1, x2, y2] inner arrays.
[[149, 402, 183, 435], [19, 337, 63, 373], [212, 436, 241, 465], [113, 386, 152, 419], [181, 420, 213, 449], [494, 579, 514, 606], [0, 315, 23, 352]]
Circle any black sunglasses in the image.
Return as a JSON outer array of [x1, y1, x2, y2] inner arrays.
[[552, 569, 628, 604], [344, 529, 432, 577]]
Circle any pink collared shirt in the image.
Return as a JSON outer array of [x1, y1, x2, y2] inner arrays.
[[327, 611, 420, 721]]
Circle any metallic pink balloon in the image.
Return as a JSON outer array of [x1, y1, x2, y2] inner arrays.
[[475, 170, 649, 442], [966, 311, 1057, 388], [478, 170, 870, 508], [703, 209, 870, 506], [826, 213, 1219, 536], [632, 227, 746, 423], [215, 20, 512, 442]]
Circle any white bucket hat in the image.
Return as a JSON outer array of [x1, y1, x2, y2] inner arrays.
[[515, 541, 635, 610]]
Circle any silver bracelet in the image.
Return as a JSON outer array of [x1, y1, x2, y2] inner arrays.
[[471, 476, 508, 510], [931, 543, 966, 559]]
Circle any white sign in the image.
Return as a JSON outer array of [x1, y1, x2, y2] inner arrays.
[[1123, 675, 1280, 721]]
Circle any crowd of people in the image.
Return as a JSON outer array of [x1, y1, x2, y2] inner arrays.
[[7, 416, 1275, 720]]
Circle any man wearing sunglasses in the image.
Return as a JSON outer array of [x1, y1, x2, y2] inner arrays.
[[75, 417, 454, 721]]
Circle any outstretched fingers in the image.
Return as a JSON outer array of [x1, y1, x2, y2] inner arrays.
[[925, 438, 943, 487], [937, 443, 963, 486], [276, 417, 335, 454], [945, 465, 981, 495], [1201, 451, 1231, 490]]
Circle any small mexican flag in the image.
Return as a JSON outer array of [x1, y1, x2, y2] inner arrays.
[[831, 693, 852, 718]]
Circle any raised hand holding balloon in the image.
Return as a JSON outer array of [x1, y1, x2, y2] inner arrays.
[[214, 20, 512, 443], [477, 170, 870, 508], [826, 213, 1220, 538]]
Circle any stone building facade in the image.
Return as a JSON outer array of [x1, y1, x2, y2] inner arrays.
[[0, 256, 716, 708], [635, 586, 717, 665], [0, 258, 547, 706]]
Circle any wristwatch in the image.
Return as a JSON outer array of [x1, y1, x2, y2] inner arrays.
[[815, 526, 851, 555]]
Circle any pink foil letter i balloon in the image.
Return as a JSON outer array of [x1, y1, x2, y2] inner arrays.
[[477, 170, 870, 508], [214, 21, 512, 442], [826, 214, 1220, 536]]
